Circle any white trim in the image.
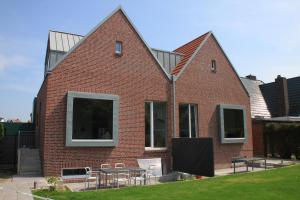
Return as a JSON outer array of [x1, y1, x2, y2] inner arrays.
[[145, 147, 167, 151], [172, 76, 176, 138], [48, 6, 172, 80], [179, 103, 198, 138], [61, 175, 87, 179], [174, 32, 212, 81], [145, 101, 167, 149], [150, 102, 154, 148], [71, 139, 114, 142], [188, 104, 192, 138]]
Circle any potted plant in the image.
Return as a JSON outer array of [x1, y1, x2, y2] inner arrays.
[[47, 176, 60, 191]]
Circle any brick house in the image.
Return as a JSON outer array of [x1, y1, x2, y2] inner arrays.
[[36, 6, 253, 176]]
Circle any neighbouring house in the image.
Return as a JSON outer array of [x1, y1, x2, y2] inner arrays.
[[7, 118, 22, 123], [35, 6, 253, 176], [241, 75, 300, 158]]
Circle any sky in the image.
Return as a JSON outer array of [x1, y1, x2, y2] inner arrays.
[[0, 0, 299, 121]]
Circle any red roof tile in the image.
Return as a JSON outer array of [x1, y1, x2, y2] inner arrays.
[[172, 32, 210, 75]]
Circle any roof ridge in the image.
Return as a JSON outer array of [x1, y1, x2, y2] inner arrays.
[[47, 6, 172, 80], [173, 31, 210, 52], [49, 30, 84, 37], [171, 32, 211, 76]]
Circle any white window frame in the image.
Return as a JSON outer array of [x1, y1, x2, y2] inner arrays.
[[179, 104, 198, 138], [115, 41, 122, 55], [145, 101, 167, 151]]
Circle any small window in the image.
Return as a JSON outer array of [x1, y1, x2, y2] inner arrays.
[[145, 101, 167, 149], [115, 41, 122, 55], [219, 104, 247, 143], [211, 60, 216, 72], [179, 104, 198, 138]]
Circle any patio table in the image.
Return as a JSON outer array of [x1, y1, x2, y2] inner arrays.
[[232, 157, 267, 173], [98, 167, 146, 188]]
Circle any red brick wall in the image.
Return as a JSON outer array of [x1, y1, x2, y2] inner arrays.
[[252, 120, 265, 156], [39, 10, 172, 176], [175, 35, 253, 169], [36, 78, 48, 173]]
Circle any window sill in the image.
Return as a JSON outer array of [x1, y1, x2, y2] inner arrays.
[[221, 138, 246, 144], [66, 139, 117, 147], [145, 147, 168, 152]]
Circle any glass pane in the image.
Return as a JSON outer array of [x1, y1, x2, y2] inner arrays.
[[190, 105, 198, 138], [145, 102, 151, 147], [115, 42, 122, 53], [224, 109, 245, 138], [153, 102, 167, 147], [72, 98, 113, 140], [179, 104, 189, 137]]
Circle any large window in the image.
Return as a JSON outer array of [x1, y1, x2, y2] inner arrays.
[[219, 104, 247, 144], [66, 91, 119, 147], [145, 102, 167, 149], [72, 98, 113, 140], [179, 104, 198, 138]]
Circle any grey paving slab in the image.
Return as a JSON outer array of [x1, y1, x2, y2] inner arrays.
[[0, 176, 47, 200]]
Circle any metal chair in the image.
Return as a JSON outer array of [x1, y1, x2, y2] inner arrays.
[[114, 163, 130, 186], [100, 163, 113, 186], [84, 167, 98, 190], [130, 170, 147, 186], [147, 164, 158, 184]]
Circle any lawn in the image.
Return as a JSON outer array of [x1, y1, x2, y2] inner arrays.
[[33, 165, 300, 200]]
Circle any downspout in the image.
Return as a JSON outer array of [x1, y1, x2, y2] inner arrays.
[[172, 75, 176, 138]]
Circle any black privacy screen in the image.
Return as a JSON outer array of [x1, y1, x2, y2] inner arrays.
[[172, 138, 214, 177]]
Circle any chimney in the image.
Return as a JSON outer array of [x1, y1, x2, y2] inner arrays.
[[246, 74, 257, 80], [275, 75, 289, 116]]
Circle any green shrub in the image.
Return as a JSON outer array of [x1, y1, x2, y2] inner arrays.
[[47, 176, 60, 191], [0, 123, 4, 141]]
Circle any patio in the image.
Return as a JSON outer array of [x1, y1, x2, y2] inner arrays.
[[63, 158, 297, 192], [215, 158, 296, 176]]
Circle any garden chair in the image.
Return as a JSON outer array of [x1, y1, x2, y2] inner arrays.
[[114, 163, 130, 186], [100, 163, 114, 186], [130, 170, 147, 186], [84, 167, 98, 190]]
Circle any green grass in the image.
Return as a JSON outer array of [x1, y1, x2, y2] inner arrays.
[[33, 165, 300, 200]]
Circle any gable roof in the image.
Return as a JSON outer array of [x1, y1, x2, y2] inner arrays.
[[47, 6, 172, 80], [172, 32, 211, 76], [171, 32, 249, 97]]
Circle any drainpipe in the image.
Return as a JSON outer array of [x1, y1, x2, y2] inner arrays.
[[172, 75, 176, 138]]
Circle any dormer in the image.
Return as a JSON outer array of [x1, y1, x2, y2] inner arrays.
[[44, 31, 83, 76]]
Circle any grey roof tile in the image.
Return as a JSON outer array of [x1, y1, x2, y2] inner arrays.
[[240, 77, 271, 118]]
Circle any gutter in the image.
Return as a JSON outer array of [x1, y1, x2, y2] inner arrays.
[[172, 75, 176, 138]]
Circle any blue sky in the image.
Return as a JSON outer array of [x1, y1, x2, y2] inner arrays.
[[0, 0, 299, 121]]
